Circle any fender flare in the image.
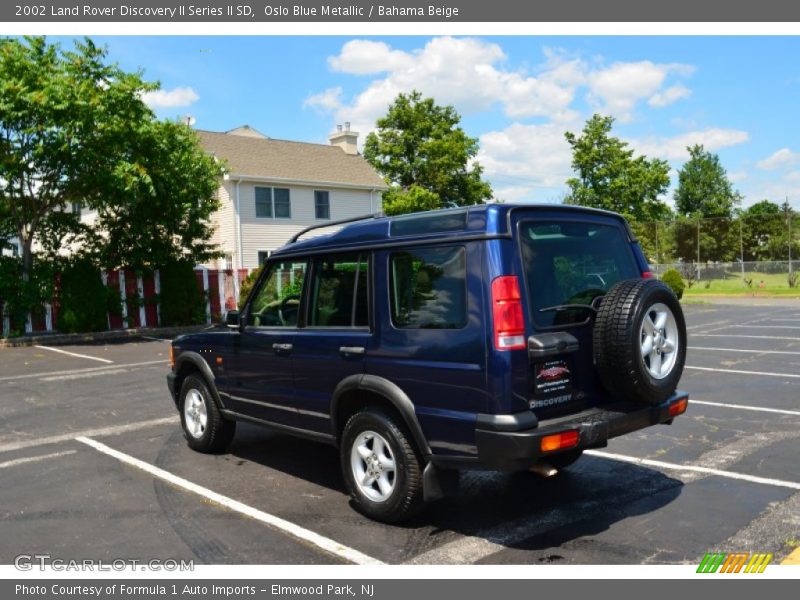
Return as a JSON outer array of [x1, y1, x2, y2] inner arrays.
[[331, 374, 431, 457], [174, 351, 226, 410]]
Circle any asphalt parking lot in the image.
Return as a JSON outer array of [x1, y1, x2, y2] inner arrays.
[[1, 302, 799, 566]]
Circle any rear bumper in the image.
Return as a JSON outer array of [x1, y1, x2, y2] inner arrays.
[[474, 391, 689, 470]]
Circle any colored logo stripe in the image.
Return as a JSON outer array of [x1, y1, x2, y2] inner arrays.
[[697, 552, 772, 573]]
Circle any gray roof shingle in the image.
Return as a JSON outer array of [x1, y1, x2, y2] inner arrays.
[[196, 129, 387, 189]]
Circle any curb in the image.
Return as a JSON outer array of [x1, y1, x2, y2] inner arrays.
[[0, 325, 211, 349]]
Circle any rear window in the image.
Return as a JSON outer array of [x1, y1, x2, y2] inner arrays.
[[519, 220, 639, 327], [390, 246, 467, 329]]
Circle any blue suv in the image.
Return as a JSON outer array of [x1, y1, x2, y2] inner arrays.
[[167, 204, 688, 522]]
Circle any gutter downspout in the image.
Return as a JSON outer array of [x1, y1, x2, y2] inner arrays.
[[234, 179, 243, 270]]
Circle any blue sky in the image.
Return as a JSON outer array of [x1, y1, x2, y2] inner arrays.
[[59, 36, 800, 211]]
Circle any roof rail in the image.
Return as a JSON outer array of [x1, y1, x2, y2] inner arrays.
[[288, 212, 384, 244]]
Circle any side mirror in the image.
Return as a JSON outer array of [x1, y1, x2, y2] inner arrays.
[[225, 310, 241, 328]]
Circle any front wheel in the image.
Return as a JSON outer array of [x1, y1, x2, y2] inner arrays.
[[340, 409, 425, 523], [179, 374, 236, 453]]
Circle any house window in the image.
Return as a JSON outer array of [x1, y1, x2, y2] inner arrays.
[[255, 186, 290, 219], [224, 255, 233, 271], [257, 250, 271, 265], [274, 188, 291, 218], [255, 187, 272, 218], [71, 202, 81, 216], [314, 191, 330, 220]]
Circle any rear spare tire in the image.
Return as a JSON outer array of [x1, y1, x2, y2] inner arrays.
[[593, 278, 686, 405]]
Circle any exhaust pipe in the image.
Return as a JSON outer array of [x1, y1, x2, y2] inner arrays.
[[530, 462, 558, 477]]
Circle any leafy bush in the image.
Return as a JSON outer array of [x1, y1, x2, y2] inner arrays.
[[159, 260, 206, 326], [238, 265, 263, 309], [57, 259, 109, 333], [0, 256, 55, 337], [661, 268, 685, 300]]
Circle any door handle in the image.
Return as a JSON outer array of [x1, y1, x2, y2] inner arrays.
[[272, 343, 293, 354], [339, 346, 366, 356]]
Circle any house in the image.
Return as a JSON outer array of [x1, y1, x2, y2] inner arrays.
[[197, 124, 388, 270]]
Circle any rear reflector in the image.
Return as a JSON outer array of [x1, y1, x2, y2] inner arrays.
[[669, 397, 688, 417], [491, 275, 526, 351], [642, 271, 654, 279], [168, 345, 175, 369], [540, 430, 580, 453]]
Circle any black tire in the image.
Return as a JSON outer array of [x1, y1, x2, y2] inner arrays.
[[340, 408, 425, 523], [179, 373, 236, 453], [593, 278, 686, 405], [546, 449, 583, 470]]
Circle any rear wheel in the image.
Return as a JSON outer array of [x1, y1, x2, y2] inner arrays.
[[179, 374, 236, 453], [593, 278, 686, 405], [340, 408, 425, 523]]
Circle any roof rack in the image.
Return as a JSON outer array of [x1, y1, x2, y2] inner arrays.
[[288, 212, 384, 244]]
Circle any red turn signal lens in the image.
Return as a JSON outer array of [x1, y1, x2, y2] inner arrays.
[[669, 397, 688, 417], [540, 430, 580, 453], [642, 271, 654, 279]]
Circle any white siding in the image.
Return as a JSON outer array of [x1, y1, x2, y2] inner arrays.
[[237, 181, 381, 269], [202, 182, 236, 269]]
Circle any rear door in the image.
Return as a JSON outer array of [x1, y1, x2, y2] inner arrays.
[[291, 252, 371, 434], [514, 214, 641, 418]]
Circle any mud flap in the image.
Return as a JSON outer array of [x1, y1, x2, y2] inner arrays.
[[422, 462, 460, 502]]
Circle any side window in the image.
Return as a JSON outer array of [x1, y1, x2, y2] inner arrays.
[[247, 260, 308, 327], [309, 253, 369, 328], [390, 246, 467, 329]]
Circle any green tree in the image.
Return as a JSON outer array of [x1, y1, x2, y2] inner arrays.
[[674, 145, 741, 218], [85, 120, 223, 269], [364, 91, 492, 216], [564, 114, 671, 223], [0, 36, 223, 278], [740, 199, 784, 261], [673, 145, 742, 262]]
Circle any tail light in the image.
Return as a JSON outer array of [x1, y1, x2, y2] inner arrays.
[[669, 397, 688, 417], [168, 345, 175, 370], [491, 275, 526, 351], [642, 271, 654, 279], [540, 430, 579, 453]]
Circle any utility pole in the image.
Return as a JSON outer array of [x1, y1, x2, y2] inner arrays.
[[788, 195, 794, 275], [696, 219, 701, 281]]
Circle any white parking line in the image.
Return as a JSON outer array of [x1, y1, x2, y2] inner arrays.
[[685, 365, 800, 379], [0, 450, 77, 469], [691, 333, 800, 341], [76, 436, 384, 566], [734, 324, 800, 330], [0, 360, 166, 383], [691, 400, 800, 417], [689, 346, 800, 356], [34, 345, 113, 364], [0, 417, 177, 454], [41, 368, 129, 382], [584, 450, 800, 491]]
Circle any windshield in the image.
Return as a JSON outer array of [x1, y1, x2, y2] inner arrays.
[[519, 220, 640, 327]]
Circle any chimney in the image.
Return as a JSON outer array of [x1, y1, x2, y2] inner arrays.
[[329, 123, 359, 155]]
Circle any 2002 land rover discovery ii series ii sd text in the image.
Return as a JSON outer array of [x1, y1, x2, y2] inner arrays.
[[167, 204, 688, 522]]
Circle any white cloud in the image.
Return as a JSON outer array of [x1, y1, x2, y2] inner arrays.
[[756, 148, 800, 170], [328, 40, 414, 75], [477, 122, 577, 201], [648, 84, 692, 108], [303, 86, 343, 113], [587, 62, 694, 122], [142, 86, 199, 109], [630, 128, 749, 161]]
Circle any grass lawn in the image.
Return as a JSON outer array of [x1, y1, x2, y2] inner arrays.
[[681, 271, 800, 296]]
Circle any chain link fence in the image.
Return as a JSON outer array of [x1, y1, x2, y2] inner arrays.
[[630, 211, 800, 291]]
